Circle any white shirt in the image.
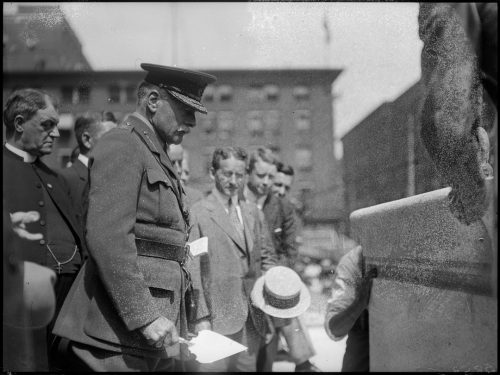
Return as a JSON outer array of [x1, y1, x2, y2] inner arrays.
[[243, 185, 266, 211], [212, 188, 243, 225], [5, 142, 37, 163], [77, 153, 90, 168]]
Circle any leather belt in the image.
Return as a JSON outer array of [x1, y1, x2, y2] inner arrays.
[[135, 237, 188, 264]]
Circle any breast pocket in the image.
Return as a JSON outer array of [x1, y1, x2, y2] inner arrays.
[[139, 168, 181, 226]]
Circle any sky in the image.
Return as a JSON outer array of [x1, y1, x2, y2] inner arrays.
[[10, 2, 423, 156]]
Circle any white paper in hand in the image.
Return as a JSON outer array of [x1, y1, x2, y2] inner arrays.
[[188, 330, 247, 363], [188, 237, 208, 257]]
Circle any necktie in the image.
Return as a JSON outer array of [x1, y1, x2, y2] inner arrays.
[[228, 198, 244, 243]]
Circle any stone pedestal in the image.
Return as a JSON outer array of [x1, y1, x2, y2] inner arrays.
[[350, 188, 497, 372]]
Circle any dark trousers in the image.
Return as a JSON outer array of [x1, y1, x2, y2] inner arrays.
[[341, 310, 369, 372]]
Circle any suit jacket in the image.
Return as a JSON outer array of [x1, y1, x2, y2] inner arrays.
[[53, 114, 207, 358], [261, 193, 298, 268], [59, 158, 90, 260], [188, 192, 276, 338]]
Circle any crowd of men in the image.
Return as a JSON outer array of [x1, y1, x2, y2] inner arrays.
[[2, 63, 320, 372]]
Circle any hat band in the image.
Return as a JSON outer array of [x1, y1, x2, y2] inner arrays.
[[263, 287, 300, 310], [159, 84, 200, 101]]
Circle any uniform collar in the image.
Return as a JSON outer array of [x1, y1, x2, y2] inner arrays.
[[132, 111, 155, 133], [4, 142, 37, 163]]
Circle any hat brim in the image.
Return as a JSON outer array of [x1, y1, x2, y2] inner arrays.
[[251, 274, 311, 319], [167, 90, 208, 114]]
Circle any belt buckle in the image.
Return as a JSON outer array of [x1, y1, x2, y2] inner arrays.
[[181, 244, 192, 266]]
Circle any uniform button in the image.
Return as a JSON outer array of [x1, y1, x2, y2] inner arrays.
[[38, 201, 45, 207], [36, 182, 42, 188], [39, 239, 46, 245], [47, 183, 53, 189], [39, 220, 46, 226]]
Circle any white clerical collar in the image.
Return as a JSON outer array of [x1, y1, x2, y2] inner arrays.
[[133, 112, 155, 132], [77, 153, 89, 168], [5, 142, 37, 163]]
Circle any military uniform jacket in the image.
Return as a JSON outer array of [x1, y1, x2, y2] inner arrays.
[[262, 193, 298, 268], [188, 192, 276, 338], [53, 114, 208, 358]]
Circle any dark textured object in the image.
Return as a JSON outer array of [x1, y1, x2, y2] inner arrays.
[[418, 3, 496, 225]]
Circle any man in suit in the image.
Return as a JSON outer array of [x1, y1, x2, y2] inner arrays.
[[52, 64, 216, 371], [59, 113, 116, 250], [188, 146, 276, 372], [244, 147, 319, 372], [2, 88, 88, 371]]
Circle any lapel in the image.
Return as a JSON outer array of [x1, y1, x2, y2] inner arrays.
[[206, 193, 247, 256], [240, 201, 255, 258], [125, 114, 183, 200], [73, 159, 88, 182]]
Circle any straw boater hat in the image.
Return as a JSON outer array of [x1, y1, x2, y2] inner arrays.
[[251, 266, 311, 319], [141, 63, 217, 114]]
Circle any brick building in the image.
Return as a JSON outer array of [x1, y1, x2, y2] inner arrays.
[[342, 80, 446, 218], [4, 69, 345, 223], [3, 4, 345, 223]]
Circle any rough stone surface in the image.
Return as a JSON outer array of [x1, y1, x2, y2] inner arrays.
[[351, 187, 497, 371]]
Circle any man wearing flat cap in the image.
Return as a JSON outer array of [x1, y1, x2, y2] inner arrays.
[[52, 64, 216, 371]]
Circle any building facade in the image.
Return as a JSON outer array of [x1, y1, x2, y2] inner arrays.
[[342, 81, 446, 219]]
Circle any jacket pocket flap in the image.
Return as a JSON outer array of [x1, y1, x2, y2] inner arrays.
[[137, 256, 181, 291], [146, 168, 172, 187]]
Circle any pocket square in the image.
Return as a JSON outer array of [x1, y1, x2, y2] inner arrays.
[[274, 228, 282, 233]]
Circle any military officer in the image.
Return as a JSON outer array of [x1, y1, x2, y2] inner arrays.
[[52, 64, 216, 371]]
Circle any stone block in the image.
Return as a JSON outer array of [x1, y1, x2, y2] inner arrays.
[[350, 188, 497, 371]]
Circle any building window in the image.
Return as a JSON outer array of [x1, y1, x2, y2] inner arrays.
[[126, 84, 136, 104], [248, 84, 264, 101], [293, 85, 310, 101], [77, 85, 90, 104], [247, 111, 264, 138], [218, 85, 233, 102], [295, 148, 313, 171], [264, 84, 280, 101], [294, 110, 311, 132], [61, 86, 74, 104], [200, 112, 217, 140], [264, 110, 281, 136], [203, 85, 215, 102], [217, 111, 234, 140], [108, 85, 120, 103]]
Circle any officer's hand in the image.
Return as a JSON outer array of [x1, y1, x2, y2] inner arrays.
[[139, 316, 179, 348], [193, 318, 211, 334]]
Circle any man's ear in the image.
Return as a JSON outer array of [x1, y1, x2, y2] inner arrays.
[[146, 90, 161, 114], [209, 167, 216, 181], [14, 115, 25, 133], [81, 131, 92, 150]]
